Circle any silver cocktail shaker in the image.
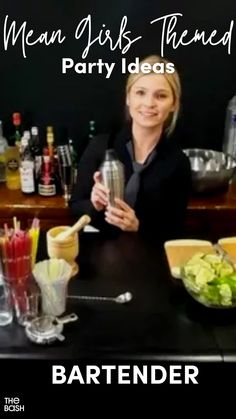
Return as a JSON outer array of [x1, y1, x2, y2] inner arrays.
[[100, 149, 125, 206], [57, 145, 73, 203]]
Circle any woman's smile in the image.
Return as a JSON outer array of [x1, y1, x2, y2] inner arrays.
[[139, 110, 158, 117]]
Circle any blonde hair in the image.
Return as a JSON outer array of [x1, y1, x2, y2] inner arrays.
[[125, 55, 181, 136]]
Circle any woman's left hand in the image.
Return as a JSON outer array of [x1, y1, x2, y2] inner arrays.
[[105, 198, 139, 232]]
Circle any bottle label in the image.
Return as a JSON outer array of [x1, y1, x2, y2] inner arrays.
[[7, 158, 19, 172], [38, 183, 56, 196], [20, 167, 35, 193]]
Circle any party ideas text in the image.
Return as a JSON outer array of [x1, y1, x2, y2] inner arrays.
[[2, 13, 234, 78]]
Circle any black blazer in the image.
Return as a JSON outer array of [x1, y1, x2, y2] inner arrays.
[[69, 126, 191, 242]]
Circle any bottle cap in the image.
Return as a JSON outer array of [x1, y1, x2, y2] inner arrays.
[[13, 113, 21, 125], [31, 126, 38, 136]]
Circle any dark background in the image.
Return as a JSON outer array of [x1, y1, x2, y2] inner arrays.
[[1, 0, 236, 158]]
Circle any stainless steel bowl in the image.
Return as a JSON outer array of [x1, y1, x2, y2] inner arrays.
[[183, 149, 236, 193]]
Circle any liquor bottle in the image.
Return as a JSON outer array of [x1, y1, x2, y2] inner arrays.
[[38, 148, 57, 196], [46, 126, 54, 160], [12, 112, 22, 149], [30, 126, 42, 179], [223, 96, 236, 157], [68, 138, 78, 184], [19, 137, 35, 194], [0, 121, 8, 183], [100, 149, 125, 207], [47, 126, 62, 192]]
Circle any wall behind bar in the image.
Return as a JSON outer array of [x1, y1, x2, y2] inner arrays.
[[1, 0, 236, 157]]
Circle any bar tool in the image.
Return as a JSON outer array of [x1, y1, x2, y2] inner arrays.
[[68, 291, 133, 304], [25, 313, 78, 345], [55, 215, 91, 241]]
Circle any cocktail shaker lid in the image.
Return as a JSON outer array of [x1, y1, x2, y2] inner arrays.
[[104, 149, 118, 161]]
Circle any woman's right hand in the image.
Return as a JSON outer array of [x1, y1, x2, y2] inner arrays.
[[91, 171, 109, 211]]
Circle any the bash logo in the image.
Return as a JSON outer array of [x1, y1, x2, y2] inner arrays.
[[3, 397, 25, 412]]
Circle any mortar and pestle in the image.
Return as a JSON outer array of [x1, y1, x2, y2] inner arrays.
[[46, 215, 91, 276]]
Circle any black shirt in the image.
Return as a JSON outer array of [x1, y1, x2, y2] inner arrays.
[[69, 125, 192, 242]]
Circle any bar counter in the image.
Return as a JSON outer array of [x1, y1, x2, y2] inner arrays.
[[1, 183, 236, 240], [0, 232, 227, 361], [0, 232, 236, 366], [0, 230, 236, 399]]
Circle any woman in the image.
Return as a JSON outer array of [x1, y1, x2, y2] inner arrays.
[[70, 55, 191, 241]]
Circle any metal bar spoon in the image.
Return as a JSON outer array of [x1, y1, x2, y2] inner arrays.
[[67, 291, 133, 304]]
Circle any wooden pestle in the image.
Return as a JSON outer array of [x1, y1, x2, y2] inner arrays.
[[55, 215, 91, 241]]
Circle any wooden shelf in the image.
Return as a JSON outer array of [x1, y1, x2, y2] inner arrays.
[[0, 184, 72, 230], [1, 183, 236, 239]]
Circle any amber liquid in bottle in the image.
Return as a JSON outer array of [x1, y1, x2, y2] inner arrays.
[[5, 146, 21, 190]]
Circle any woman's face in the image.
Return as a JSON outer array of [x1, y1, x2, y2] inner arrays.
[[126, 73, 176, 130]]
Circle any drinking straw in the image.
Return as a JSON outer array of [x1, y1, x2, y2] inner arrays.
[[4, 238, 13, 279], [0, 237, 8, 277], [31, 218, 39, 230], [13, 236, 20, 279], [29, 218, 40, 268], [25, 232, 32, 276], [4, 223, 9, 238], [13, 217, 17, 232]]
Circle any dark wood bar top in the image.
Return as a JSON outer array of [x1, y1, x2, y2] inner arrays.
[[1, 183, 236, 238], [2, 183, 236, 210], [0, 183, 71, 230], [0, 233, 224, 361], [189, 188, 236, 210], [186, 186, 236, 240], [0, 183, 69, 213]]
